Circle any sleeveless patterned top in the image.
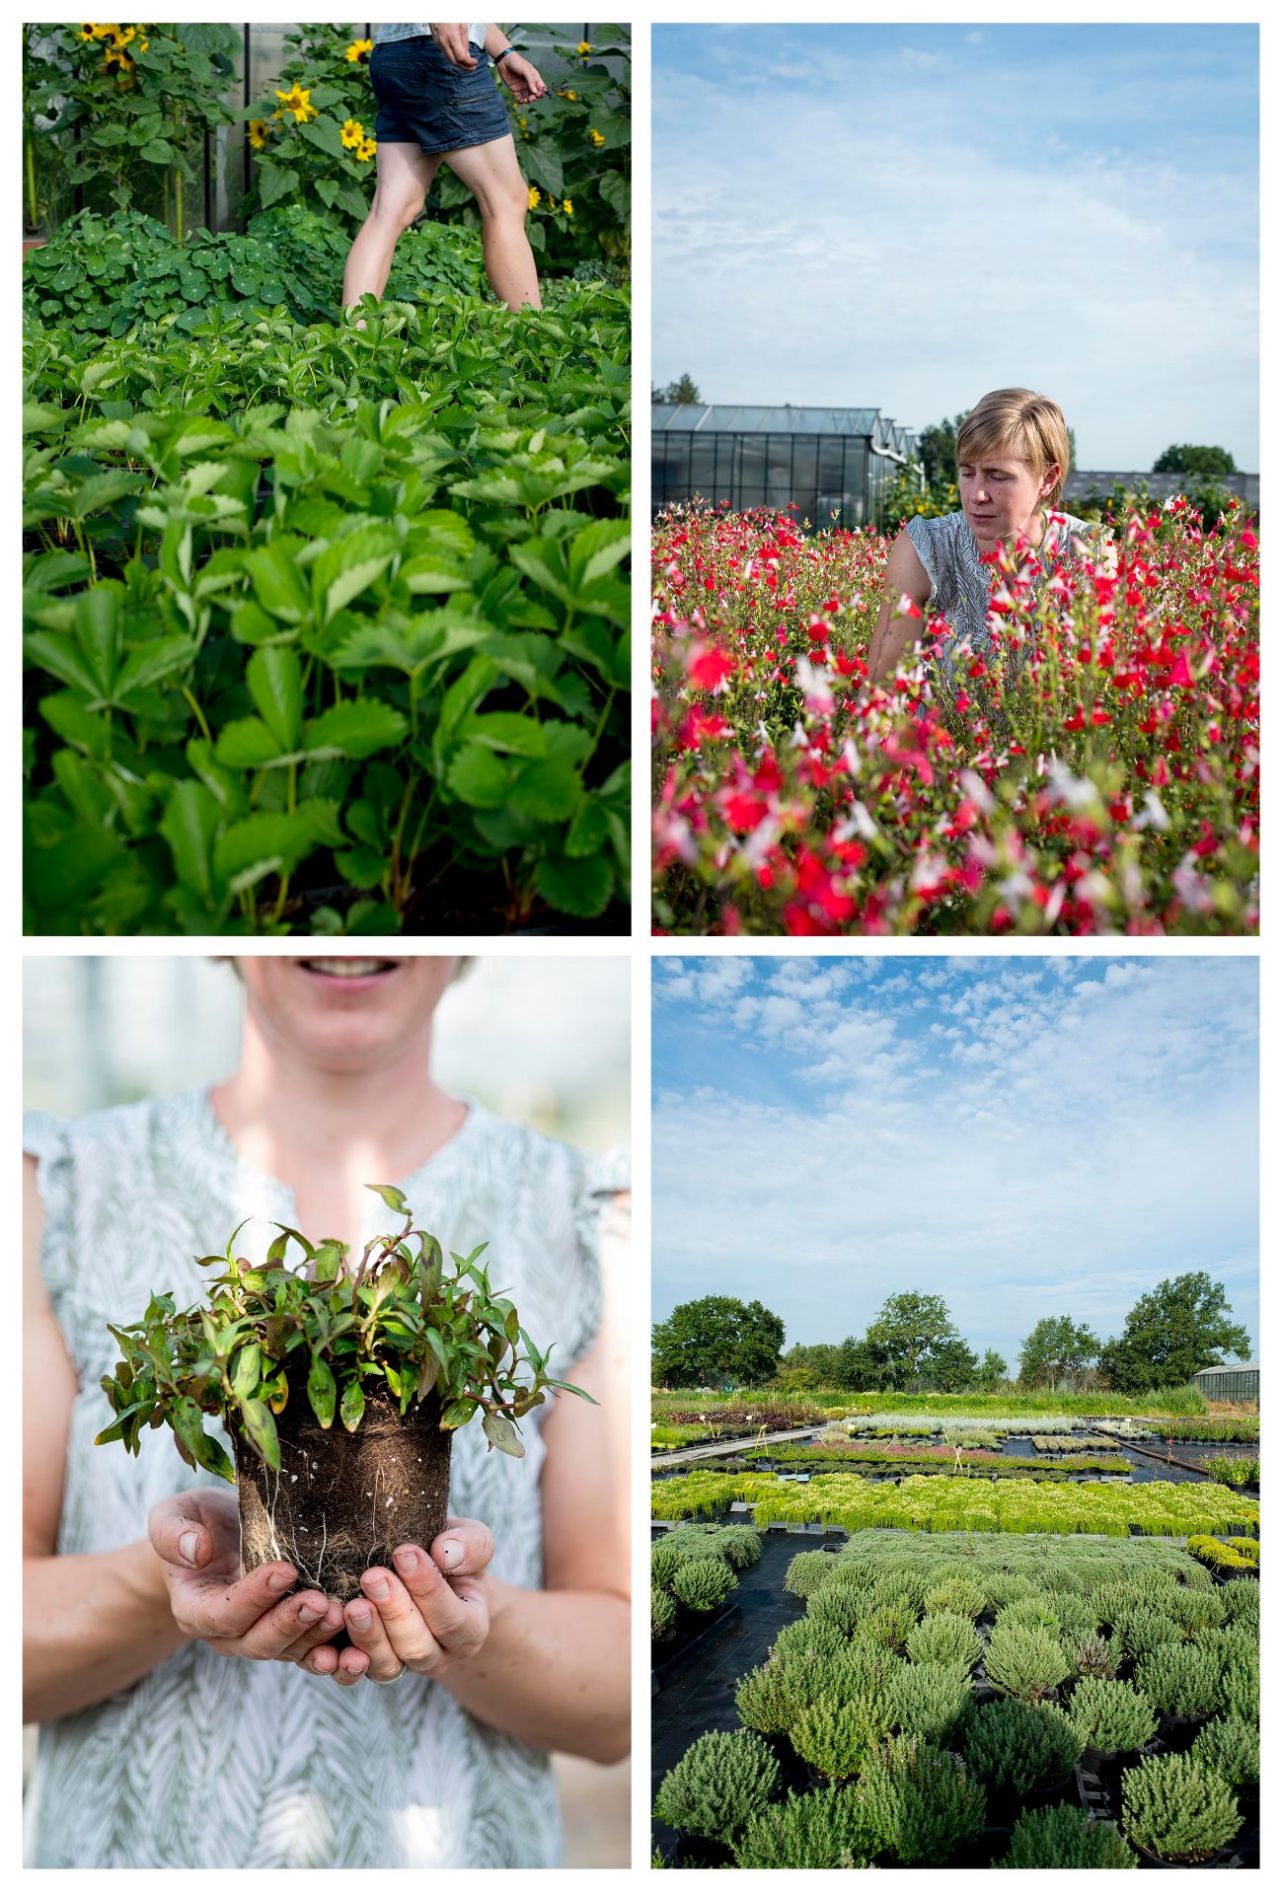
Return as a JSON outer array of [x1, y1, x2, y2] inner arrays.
[[905, 509, 1100, 676], [24, 1089, 624, 1870]]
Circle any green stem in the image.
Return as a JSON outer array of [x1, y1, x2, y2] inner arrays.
[[24, 130, 38, 230], [181, 687, 213, 745]]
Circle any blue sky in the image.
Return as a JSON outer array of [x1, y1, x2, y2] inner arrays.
[[652, 957, 1258, 1373], [653, 25, 1258, 469]]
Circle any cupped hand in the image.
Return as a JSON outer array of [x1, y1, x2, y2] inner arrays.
[[498, 53, 547, 103], [430, 23, 478, 68], [149, 1488, 344, 1664], [301, 1515, 494, 1686]]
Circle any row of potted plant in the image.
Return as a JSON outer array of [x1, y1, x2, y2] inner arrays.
[[650, 1523, 762, 1641], [744, 1443, 1132, 1476]]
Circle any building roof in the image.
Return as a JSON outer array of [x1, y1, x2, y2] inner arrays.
[[652, 403, 915, 459], [1193, 1360, 1259, 1375]]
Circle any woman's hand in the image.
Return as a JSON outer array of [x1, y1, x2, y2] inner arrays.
[[497, 52, 547, 103], [301, 1516, 494, 1685], [430, 24, 479, 68], [149, 1488, 344, 1663]]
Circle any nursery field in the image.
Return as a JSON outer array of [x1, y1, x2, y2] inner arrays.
[[651, 501, 1259, 936], [651, 1523, 1260, 1868]]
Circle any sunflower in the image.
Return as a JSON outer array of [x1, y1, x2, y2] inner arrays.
[[356, 136, 377, 162], [527, 183, 541, 210], [577, 40, 591, 55], [274, 83, 317, 124], [588, 127, 605, 147], [340, 117, 364, 149], [247, 119, 270, 150], [345, 38, 372, 63], [562, 197, 574, 216]]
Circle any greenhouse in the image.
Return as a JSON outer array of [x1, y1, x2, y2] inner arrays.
[[1193, 1361, 1260, 1404], [651, 403, 916, 528]]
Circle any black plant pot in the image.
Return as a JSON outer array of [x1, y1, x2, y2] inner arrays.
[[1133, 1840, 1238, 1870]]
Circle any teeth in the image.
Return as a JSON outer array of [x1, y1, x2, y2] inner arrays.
[[303, 958, 394, 977]]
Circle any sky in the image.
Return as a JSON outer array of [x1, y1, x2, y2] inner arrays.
[[653, 25, 1259, 469], [652, 957, 1258, 1373]]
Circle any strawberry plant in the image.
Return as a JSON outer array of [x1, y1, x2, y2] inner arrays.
[[24, 289, 630, 933], [94, 1182, 593, 1599]]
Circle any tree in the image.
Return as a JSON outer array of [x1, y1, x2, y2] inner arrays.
[[973, 1348, 1008, 1393], [863, 1292, 964, 1391], [652, 373, 701, 406], [835, 1334, 887, 1392], [775, 1342, 843, 1388], [1098, 1273, 1249, 1395], [929, 1335, 980, 1393], [1018, 1316, 1101, 1392], [651, 1295, 785, 1389], [917, 412, 969, 487], [1152, 444, 1236, 477]]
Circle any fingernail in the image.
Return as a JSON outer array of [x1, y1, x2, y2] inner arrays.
[[394, 1546, 420, 1575], [267, 1569, 293, 1592], [349, 1602, 371, 1626], [438, 1539, 462, 1568], [178, 1530, 200, 1566], [298, 1604, 321, 1625], [365, 1572, 390, 1599]]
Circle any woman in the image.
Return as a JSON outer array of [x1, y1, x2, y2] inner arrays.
[[24, 956, 629, 1868], [868, 388, 1102, 685], [343, 23, 548, 313]]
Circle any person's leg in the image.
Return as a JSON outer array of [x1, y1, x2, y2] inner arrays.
[[342, 142, 442, 308], [443, 136, 542, 311]]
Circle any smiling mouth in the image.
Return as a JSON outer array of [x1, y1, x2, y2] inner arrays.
[[298, 958, 401, 978]]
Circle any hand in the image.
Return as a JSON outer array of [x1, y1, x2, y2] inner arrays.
[[300, 1516, 494, 1686], [430, 24, 478, 68], [497, 52, 547, 103], [149, 1488, 344, 1664]]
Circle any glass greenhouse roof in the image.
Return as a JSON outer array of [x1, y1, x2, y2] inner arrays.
[[653, 403, 885, 436]]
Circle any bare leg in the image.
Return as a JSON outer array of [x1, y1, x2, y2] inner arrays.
[[342, 142, 442, 308], [443, 135, 542, 311]]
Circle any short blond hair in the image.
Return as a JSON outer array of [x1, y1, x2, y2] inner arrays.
[[956, 389, 1070, 508]]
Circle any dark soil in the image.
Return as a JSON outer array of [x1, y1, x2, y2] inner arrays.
[[234, 1384, 452, 1605]]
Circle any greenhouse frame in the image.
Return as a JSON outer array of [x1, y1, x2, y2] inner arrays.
[[651, 402, 916, 529], [1191, 1360, 1259, 1403]]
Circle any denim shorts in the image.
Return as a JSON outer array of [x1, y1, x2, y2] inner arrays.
[[369, 35, 510, 154]]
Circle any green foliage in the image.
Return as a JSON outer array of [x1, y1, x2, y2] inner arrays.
[[994, 1805, 1137, 1869], [922, 1574, 986, 1619], [712, 1524, 763, 1570], [24, 23, 239, 234], [653, 1730, 780, 1842], [863, 1290, 966, 1389], [1120, 1753, 1241, 1863], [1191, 1716, 1259, 1790], [671, 1556, 737, 1612], [1134, 1641, 1223, 1720], [1099, 1272, 1250, 1394], [1218, 1578, 1260, 1625], [962, 1698, 1082, 1795], [883, 1661, 972, 1743], [905, 1610, 982, 1672], [1074, 1632, 1118, 1679], [651, 1587, 676, 1640], [807, 1583, 864, 1636], [785, 1550, 841, 1597], [997, 1592, 1097, 1650], [1067, 1678, 1157, 1755], [859, 1735, 986, 1866], [651, 1295, 785, 1388], [1017, 1313, 1101, 1390], [242, 25, 382, 229], [735, 1657, 800, 1735], [790, 1689, 888, 1780], [1201, 1454, 1258, 1488], [1110, 1603, 1178, 1661], [771, 1617, 844, 1662], [650, 1539, 683, 1589], [1186, 1534, 1259, 1576], [95, 1185, 588, 1475], [983, 1623, 1072, 1701], [853, 1599, 917, 1654], [1153, 443, 1237, 476], [731, 1786, 876, 1869], [24, 292, 630, 934]]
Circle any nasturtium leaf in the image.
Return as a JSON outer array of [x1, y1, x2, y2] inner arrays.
[[306, 1355, 337, 1429], [340, 1378, 365, 1433], [481, 1408, 525, 1457]]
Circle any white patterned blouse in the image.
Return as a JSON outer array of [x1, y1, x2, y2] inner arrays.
[[24, 1089, 625, 1869], [905, 509, 1101, 676]]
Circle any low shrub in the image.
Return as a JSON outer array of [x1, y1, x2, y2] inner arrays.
[[922, 1573, 986, 1619], [983, 1623, 1072, 1701], [859, 1735, 986, 1866], [731, 1785, 877, 1869], [993, 1804, 1138, 1869], [1111, 1603, 1179, 1661], [714, 1525, 763, 1570], [735, 1658, 800, 1735], [650, 1540, 683, 1589], [1201, 1455, 1259, 1488], [651, 1588, 677, 1641], [1066, 1678, 1157, 1755], [853, 1599, 916, 1653], [807, 1584, 864, 1636], [962, 1698, 1082, 1796], [1134, 1642, 1222, 1721], [1162, 1584, 1226, 1636], [905, 1610, 983, 1672], [671, 1557, 737, 1613], [771, 1617, 845, 1662], [1074, 1632, 1118, 1679], [1191, 1715, 1259, 1790], [997, 1592, 1096, 1650], [1121, 1752, 1241, 1863], [653, 1730, 780, 1842], [785, 1549, 837, 1598], [790, 1689, 888, 1780], [1186, 1533, 1259, 1576], [884, 1661, 972, 1743], [1218, 1577, 1260, 1625]]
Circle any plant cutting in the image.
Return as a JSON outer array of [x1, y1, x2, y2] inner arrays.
[[95, 1183, 592, 1600]]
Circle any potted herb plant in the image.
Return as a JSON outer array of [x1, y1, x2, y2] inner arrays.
[[96, 1184, 592, 1601]]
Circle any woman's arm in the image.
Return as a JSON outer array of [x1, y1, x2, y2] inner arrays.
[[867, 529, 932, 684], [23, 1157, 343, 1723]]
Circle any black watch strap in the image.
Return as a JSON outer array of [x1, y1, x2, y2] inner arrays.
[[494, 46, 515, 63]]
